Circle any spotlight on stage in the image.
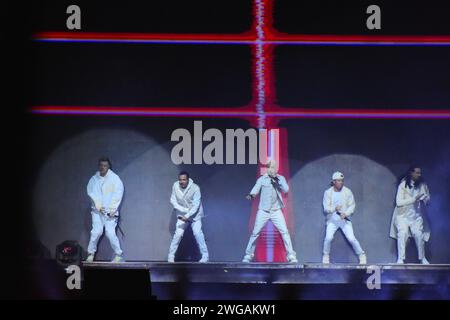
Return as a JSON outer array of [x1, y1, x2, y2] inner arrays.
[[55, 240, 82, 268]]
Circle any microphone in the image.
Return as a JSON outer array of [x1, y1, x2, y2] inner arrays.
[[335, 211, 351, 221], [270, 176, 281, 190]]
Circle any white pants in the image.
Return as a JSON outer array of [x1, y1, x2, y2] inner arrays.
[[244, 209, 296, 259], [168, 218, 209, 259], [323, 218, 364, 256], [395, 213, 425, 260], [87, 211, 123, 256]]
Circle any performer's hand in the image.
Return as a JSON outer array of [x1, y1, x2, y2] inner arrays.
[[178, 215, 188, 222], [416, 193, 425, 201], [246, 194, 255, 200], [336, 205, 342, 212], [340, 213, 347, 220], [270, 177, 280, 187], [100, 207, 106, 214]]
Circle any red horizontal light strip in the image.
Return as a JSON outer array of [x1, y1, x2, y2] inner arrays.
[[266, 109, 450, 119], [266, 32, 450, 45], [31, 106, 255, 117], [33, 31, 450, 45], [31, 106, 450, 119], [33, 31, 256, 43]]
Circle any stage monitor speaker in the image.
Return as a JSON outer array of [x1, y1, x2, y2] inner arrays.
[[55, 240, 82, 268]]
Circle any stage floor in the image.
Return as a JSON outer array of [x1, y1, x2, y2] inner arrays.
[[82, 261, 450, 285], [75, 261, 450, 299]]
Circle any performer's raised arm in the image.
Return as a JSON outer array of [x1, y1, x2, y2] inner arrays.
[[277, 175, 289, 193]]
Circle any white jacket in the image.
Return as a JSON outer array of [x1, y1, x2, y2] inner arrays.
[[170, 178, 204, 221], [250, 174, 289, 211], [390, 180, 431, 241], [322, 186, 356, 221], [87, 169, 124, 216]]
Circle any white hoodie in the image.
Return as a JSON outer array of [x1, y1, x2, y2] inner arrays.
[[170, 178, 204, 221], [87, 169, 124, 216]]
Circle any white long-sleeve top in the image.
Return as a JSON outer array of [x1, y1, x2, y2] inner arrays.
[[87, 169, 124, 216], [250, 174, 289, 211], [390, 179, 431, 241], [170, 178, 204, 221], [395, 179, 430, 207], [323, 186, 356, 220]]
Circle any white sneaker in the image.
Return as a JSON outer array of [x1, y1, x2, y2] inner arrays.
[[199, 256, 209, 263], [168, 256, 175, 263], [359, 253, 367, 265], [421, 257, 430, 265], [85, 254, 94, 262], [242, 255, 252, 263], [111, 255, 124, 263], [396, 258, 404, 264], [287, 255, 298, 263], [322, 254, 330, 264]]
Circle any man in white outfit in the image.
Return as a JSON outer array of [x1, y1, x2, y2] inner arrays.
[[390, 166, 431, 264], [242, 159, 297, 263], [86, 157, 124, 263], [322, 171, 366, 264], [168, 171, 209, 263]]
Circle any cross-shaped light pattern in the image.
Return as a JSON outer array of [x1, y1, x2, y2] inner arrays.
[[31, 0, 450, 262], [32, 0, 450, 121]]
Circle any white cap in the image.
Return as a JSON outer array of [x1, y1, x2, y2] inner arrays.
[[332, 171, 344, 180]]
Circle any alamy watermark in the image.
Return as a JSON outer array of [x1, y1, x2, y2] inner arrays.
[[65, 265, 81, 290], [366, 265, 381, 290], [171, 121, 277, 165]]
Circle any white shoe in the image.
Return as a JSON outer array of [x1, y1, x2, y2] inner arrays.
[[168, 256, 175, 263], [199, 256, 209, 263], [421, 257, 430, 265], [111, 255, 124, 263], [287, 255, 298, 263], [396, 258, 404, 264], [242, 255, 252, 263], [359, 253, 367, 265], [322, 254, 330, 264], [85, 254, 94, 262]]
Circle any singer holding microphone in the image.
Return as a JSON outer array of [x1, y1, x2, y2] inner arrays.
[[167, 171, 209, 263], [390, 165, 431, 264], [322, 171, 367, 264], [242, 159, 298, 263]]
